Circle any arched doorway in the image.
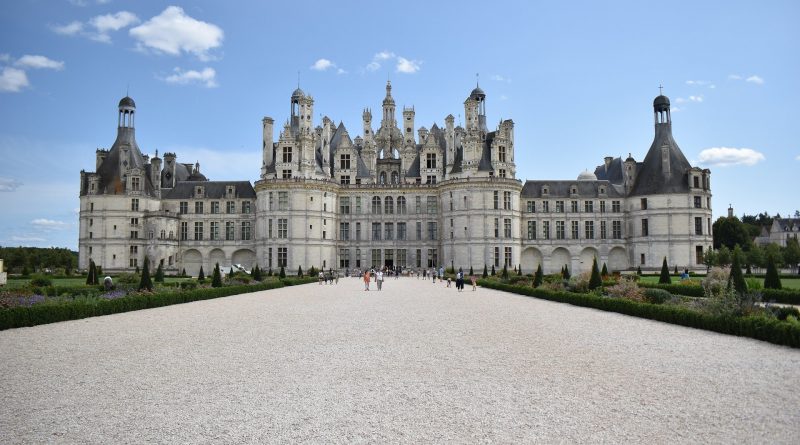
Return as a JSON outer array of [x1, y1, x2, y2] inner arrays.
[[550, 247, 571, 275], [182, 249, 202, 277], [520, 247, 543, 275]]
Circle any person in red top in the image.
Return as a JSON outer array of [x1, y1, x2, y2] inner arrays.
[[363, 270, 370, 291]]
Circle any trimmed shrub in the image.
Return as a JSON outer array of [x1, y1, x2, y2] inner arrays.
[[491, 265, 496, 276], [589, 258, 602, 290], [502, 264, 509, 280], [29, 275, 52, 288], [562, 265, 571, 280], [482, 265, 488, 278], [470, 266, 474, 276], [728, 251, 747, 295], [659, 257, 671, 284], [138, 257, 153, 291], [533, 264, 543, 288], [212, 263, 223, 288], [154, 263, 164, 283], [643, 288, 672, 305], [279, 267, 286, 278], [636, 265, 642, 276], [198, 266, 205, 282], [764, 255, 782, 290], [601, 263, 608, 278], [297, 266, 303, 277]]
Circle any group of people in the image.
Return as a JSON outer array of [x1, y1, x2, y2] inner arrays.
[[318, 269, 339, 285], [362, 268, 385, 291], [359, 265, 477, 292]]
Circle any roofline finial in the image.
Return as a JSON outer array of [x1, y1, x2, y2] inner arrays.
[[297, 70, 300, 89], [659, 83, 663, 95], [476, 72, 479, 88]]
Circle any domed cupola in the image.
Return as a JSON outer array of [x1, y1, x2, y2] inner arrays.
[[577, 169, 597, 181], [469, 86, 486, 101]]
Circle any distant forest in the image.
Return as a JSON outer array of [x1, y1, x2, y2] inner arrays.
[[0, 247, 78, 274]]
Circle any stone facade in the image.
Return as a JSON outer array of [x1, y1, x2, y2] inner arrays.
[[78, 84, 713, 276]]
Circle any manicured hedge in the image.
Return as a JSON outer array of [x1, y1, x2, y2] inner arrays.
[[638, 282, 705, 298], [761, 289, 800, 305], [478, 280, 800, 348], [0, 277, 316, 331], [638, 282, 800, 304]]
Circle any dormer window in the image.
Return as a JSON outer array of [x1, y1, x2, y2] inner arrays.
[[542, 186, 549, 195], [194, 186, 203, 198], [226, 186, 235, 197]]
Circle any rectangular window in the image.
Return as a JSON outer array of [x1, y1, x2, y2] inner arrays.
[[543, 221, 550, 240], [415, 196, 422, 213], [130, 217, 139, 226], [356, 248, 362, 268], [129, 258, 137, 268], [282, 146, 292, 163], [278, 192, 288, 210], [527, 201, 535, 213], [385, 223, 394, 240], [226, 221, 235, 240], [694, 196, 702, 209], [641, 198, 648, 210], [340, 222, 350, 240], [695, 217, 703, 235], [397, 222, 407, 240], [585, 221, 594, 239], [340, 197, 350, 214], [340, 154, 351, 170], [641, 253, 646, 265], [426, 153, 437, 169], [504, 247, 512, 267], [278, 219, 287, 238], [504, 218, 512, 238], [493, 191, 499, 210], [268, 248, 273, 268], [268, 192, 274, 211], [693, 176, 700, 188], [696, 245, 704, 264], [397, 249, 407, 267], [131, 176, 140, 191], [600, 221, 607, 239], [542, 201, 550, 212], [427, 196, 437, 214], [428, 249, 438, 268], [130, 231, 138, 239], [527, 221, 537, 240], [584, 201, 593, 213], [570, 200, 578, 213], [131, 198, 139, 211], [340, 249, 350, 268], [268, 219, 273, 238], [282, 169, 292, 179], [426, 175, 436, 184], [372, 249, 381, 268], [556, 201, 564, 213], [340, 175, 350, 185], [612, 220, 622, 239], [210, 222, 219, 240], [195, 201, 204, 214], [600, 201, 606, 213], [498, 146, 506, 163], [416, 221, 422, 240], [210, 201, 219, 214], [428, 222, 437, 240], [556, 221, 565, 240], [194, 222, 203, 240], [356, 196, 362, 214], [226, 201, 235, 214], [180, 222, 188, 240], [355, 222, 361, 241], [641, 218, 649, 236], [494, 247, 500, 267], [385, 249, 394, 266], [503, 191, 511, 210], [179, 201, 188, 214], [242, 201, 252, 214], [241, 221, 251, 240], [277, 247, 287, 268], [571, 220, 579, 239], [612, 200, 621, 213], [494, 218, 500, 238], [372, 222, 381, 240]]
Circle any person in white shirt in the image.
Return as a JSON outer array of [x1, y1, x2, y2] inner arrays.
[[376, 270, 384, 290]]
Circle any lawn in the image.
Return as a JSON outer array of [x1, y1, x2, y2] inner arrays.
[[2, 276, 193, 289], [637, 275, 800, 289]]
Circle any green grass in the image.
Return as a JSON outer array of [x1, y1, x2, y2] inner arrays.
[[2, 276, 193, 289], [637, 274, 800, 289]]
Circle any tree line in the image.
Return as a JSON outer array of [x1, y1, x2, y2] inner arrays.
[[711, 213, 800, 273], [0, 246, 78, 275]]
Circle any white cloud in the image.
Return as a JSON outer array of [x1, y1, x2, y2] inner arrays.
[[0, 67, 29, 93], [0, 177, 23, 191], [311, 58, 334, 71], [746, 75, 764, 85], [130, 6, 224, 61], [52, 21, 84, 35], [375, 51, 395, 60], [698, 147, 765, 167], [90, 11, 139, 34], [336, 68, 346, 75], [164, 67, 217, 88], [365, 51, 396, 71], [15, 55, 64, 70], [688, 95, 703, 102], [491, 74, 511, 83], [396, 57, 421, 74], [31, 218, 70, 229], [728, 74, 742, 80], [11, 235, 45, 242]]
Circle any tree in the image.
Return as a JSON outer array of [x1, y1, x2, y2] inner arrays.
[[562, 265, 570, 280], [764, 254, 782, 289], [279, 266, 286, 278], [717, 246, 732, 267], [198, 266, 205, 282], [589, 258, 602, 290], [65, 256, 73, 276], [601, 263, 608, 278], [659, 257, 671, 284], [703, 249, 718, 271], [764, 243, 783, 268], [491, 265, 496, 276], [728, 250, 747, 295], [502, 264, 509, 280], [533, 264, 543, 288], [674, 265, 678, 275], [138, 257, 153, 291], [469, 266, 474, 276], [252, 265, 262, 281], [482, 264, 488, 278], [746, 244, 764, 272], [297, 265, 303, 277], [517, 265, 522, 276], [636, 265, 642, 276], [85, 260, 96, 285], [783, 237, 800, 273], [712, 216, 752, 251], [229, 266, 235, 276], [154, 262, 164, 283], [212, 263, 222, 288], [181, 268, 186, 277]]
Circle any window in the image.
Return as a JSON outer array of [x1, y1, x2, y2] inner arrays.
[[397, 222, 407, 240], [600, 201, 606, 213], [556, 201, 564, 213], [340, 154, 351, 170], [397, 196, 407, 214], [130, 230, 138, 239], [426, 175, 436, 184], [542, 201, 550, 212], [268, 193, 274, 211], [641, 219, 649, 236], [278, 192, 288, 210], [282, 146, 292, 163], [340, 249, 350, 268], [543, 221, 550, 239], [498, 169, 506, 178], [242, 201, 252, 214], [211, 201, 219, 214], [585, 221, 594, 239], [380, 172, 387, 185], [600, 221, 607, 239], [498, 145, 506, 163], [226, 201, 235, 214], [372, 222, 381, 240], [503, 192, 511, 210], [131, 198, 139, 211], [130, 217, 139, 226], [696, 246, 704, 264], [416, 249, 422, 268], [277, 247, 287, 267], [372, 249, 381, 268], [612, 200, 621, 213], [570, 201, 578, 212], [268, 219, 273, 238], [89, 232, 93, 239], [612, 220, 622, 239], [268, 248, 273, 268], [556, 221, 565, 239], [527, 201, 535, 213], [385, 196, 394, 214], [181, 222, 188, 240], [338, 222, 350, 241], [427, 196, 437, 214], [385, 223, 394, 240], [694, 196, 702, 209], [641, 198, 648, 210], [695, 217, 703, 235], [90, 203, 94, 211], [571, 221, 579, 239], [426, 153, 437, 169], [356, 249, 362, 268], [493, 191, 499, 209], [226, 221, 235, 240], [504, 247, 512, 267], [428, 222, 437, 240], [195, 201, 204, 214], [397, 249, 407, 267], [340, 197, 350, 214], [372, 196, 381, 214], [494, 247, 500, 267], [641, 253, 646, 265], [129, 258, 137, 268], [282, 170, 292, 179], [504, 218, 512, 238], [693, 176, 700, 188], [340, 175, 350, 185], [194, 222, 203, 240], [355, 222, 361, 240], [428, 249, 438, 268], [415, 196, 422, 213], [584, 201, 593, 213], [210, 222, 219, 240], [416, 221, 422, 240], [355, 196, 362, 214], [241, 221, 251, 240], [131, 176, 140, 191], [130, 246, 138, 255], [494, 218, 500, 238], [278, 219, 287, 238], [527, 221, 537, 240]]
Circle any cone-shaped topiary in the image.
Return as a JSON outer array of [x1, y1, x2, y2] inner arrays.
[[674, 265, 678, 275], [181, 268, 186, 277], [601, 262, 608, 278], [279, 266, 286, 278], [533, 264, 543, 288], [252, 265, 262, 281], [86, 260, 96, 285], [469, 266, 474, 276], [636, 265, 642, 276], [155, 263, 164, 283], [562, 265, 571, 280], [764, 255, 782, 289], [491, 264, 496, 276], [517, 265, 522, 276], [502, 264, 509, 280], [297, 265, 303, 277], [659, 257, 672, 284], [728, 251, 747, 295], [212, 263, 222, 288], [139, 257, 153, 291], [745, 263, 752, 275], [589, 257, 603, 290], [482, 264, 488, 278], [198, 266, 205, 282]]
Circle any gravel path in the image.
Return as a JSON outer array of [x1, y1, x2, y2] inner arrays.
[[1, 278, 799, 444]]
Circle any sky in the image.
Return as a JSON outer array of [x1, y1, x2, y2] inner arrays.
[[0, 0, 798, 250]]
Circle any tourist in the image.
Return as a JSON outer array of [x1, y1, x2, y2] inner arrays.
[[376, 269, 384, 291], [439, 266, 444, 282], [318, 270, 324, 285], [447, 276, 452, 287], [457, 268, 464, 292], [363, 270, 370, 291], [470, 273, 477, 291]]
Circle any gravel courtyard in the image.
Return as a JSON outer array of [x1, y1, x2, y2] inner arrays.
[[1, 278, 799, 444]]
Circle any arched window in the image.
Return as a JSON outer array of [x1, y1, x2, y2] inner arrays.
[[391, 171, 399, 184], [397, 196, 407, 214], [379, 172, 387, 184], [372, 196, 381, 214], [385, 196, 394, 214]]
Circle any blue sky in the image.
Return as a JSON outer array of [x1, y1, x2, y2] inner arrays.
[[1, 0, 798, 250]]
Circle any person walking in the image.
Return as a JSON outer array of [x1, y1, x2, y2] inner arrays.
[[456, 268, 463, 292], [376, 269, 384, 291], [470, 273, 477, 291], [363, 270, 370, 291], [318, 270, 324, 285]]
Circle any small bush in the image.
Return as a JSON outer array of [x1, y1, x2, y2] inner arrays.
[[116, 273, 140, 284], [29, 275, 52, 288], [179, 281, 198, 290], [606, 277, 645, 302], [643, 288, 672, 305], [767, 305, 800, 321]]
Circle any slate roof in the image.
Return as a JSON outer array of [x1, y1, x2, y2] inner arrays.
[[520, 180, 624, 198], [593, 157, 625, 184], [629, 123, 693, 196], [95, 127, 155, 196], [164, 181, 256, 199]]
